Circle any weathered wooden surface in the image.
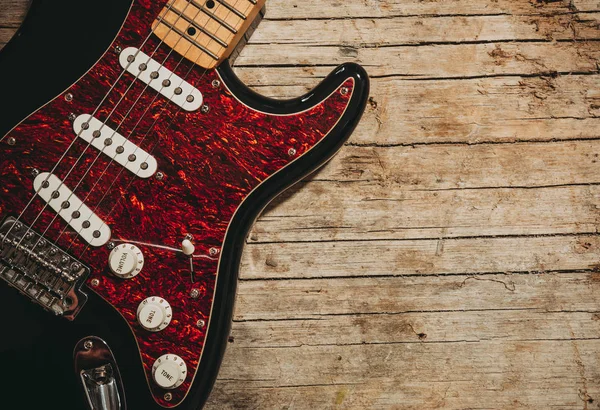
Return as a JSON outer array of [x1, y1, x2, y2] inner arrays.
[[2, 1, 600, 408]]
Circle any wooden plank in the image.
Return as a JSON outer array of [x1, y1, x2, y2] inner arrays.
[[233, 273, 600, 320], [235, 41, 600, 79], [251, 14, 600, 46], [241, 235, 600, 279], [228, 311, 600, 346], [264, 0, 600, 18]]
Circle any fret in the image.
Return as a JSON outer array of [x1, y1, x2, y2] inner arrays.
[[169, 5, 229, 48], [152, 0, 266, 69], [189, 0, 238, 34], [214, 0, 247, 21], [155, 17, 220, 60]]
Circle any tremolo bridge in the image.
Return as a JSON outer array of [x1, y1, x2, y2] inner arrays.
[[0, 216, 89, 320]]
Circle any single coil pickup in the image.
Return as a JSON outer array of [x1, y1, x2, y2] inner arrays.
[[118, 46, 203, 111], [0, 216, 89, 320], [73, 114, 158, 179], [33, 172, 111, 247]]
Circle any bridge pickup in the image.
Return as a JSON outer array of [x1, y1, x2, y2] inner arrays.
[[33, 172, 111, 247], [73, 114, 157, 179], [118, 46, 203, 112]]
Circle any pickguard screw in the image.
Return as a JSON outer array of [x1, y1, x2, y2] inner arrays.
[[201, 104, 210, 114], [211, 79, 220, 88], [190, 288, 200, 299], [340, 87, 349, 95], [196, 319, 206, 328], [7, 137, 16, 146], [107, 242, 116, 250], [185, 234, 194, 241], [84, 340, 93, 350], [65, 93, 73, 102], [164, 393, 173, 402], [209, 247, 219, 256], [68, 113, 77, 122], [288, 148, 297, 156], [114, 45, 122, 54], [91, 278, 100, 287], [156, 172, 164, 181], [31, 168, 40, 177]]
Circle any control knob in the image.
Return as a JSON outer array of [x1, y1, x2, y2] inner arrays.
[[152, 354, 187, 389], [108, 244, 144, 279], [137, 296, 172, 332]]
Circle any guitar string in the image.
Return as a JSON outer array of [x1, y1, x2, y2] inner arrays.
[[2, 0, 186, 250], [13, 0, 207, 254], [58, 0, 240, 253], [36, 0, 220, 253], [73, 1, 246, 261]]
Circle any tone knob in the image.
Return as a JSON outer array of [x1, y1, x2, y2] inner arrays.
[[152, 354, 187, 389], [137, 296, 172, 332], [108, 243, 144, 278]]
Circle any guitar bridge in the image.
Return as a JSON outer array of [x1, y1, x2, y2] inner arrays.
[[0, 216, 89, 320]]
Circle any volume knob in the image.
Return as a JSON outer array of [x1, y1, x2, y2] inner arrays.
[[152, 354, 187, 389], [108, 244, 144, 278], [137, 296, 172, 332]]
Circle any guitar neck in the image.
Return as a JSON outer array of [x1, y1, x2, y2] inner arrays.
[[152, 0, 266, 69]]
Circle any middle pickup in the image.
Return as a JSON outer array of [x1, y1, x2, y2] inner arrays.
[[73, 115, 158, 179]]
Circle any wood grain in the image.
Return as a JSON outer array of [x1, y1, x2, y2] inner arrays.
[[2, 1, 600, 409]]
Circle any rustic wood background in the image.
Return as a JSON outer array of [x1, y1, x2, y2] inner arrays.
[[2, 1, 600, 408]]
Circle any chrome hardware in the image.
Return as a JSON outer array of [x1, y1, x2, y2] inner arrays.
[[190, 288, 200, 299], [201, 104, 210, 114], [65, 93, 74, 102], [212, 79, 220, 88], [7, 137, 16, 146], [0, 216, 89, 320], [288, 148, 297, 156], [209, 247, 219, 256], [69, 113, 77, 121], [75, 337, 125, 410], [340, 87, 349, 95], [156, 172, 165, 181], [114, 45, 122, 54], [196, 319, 206, 328]]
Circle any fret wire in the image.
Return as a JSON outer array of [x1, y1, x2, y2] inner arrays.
[[169, 5, 229, 48], [156, 18, 220, 60], [214, 0, 247, 20], [187, 0, 238, 34]]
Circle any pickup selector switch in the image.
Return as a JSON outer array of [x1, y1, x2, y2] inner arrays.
[[137, 296, 172, 332], [108, 244, 144, 279], [152, 354, 187, 389]]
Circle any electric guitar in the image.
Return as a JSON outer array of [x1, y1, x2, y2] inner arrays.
[[0, 1, 368, 409]]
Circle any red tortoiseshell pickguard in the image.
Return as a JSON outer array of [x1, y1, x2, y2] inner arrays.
[[0, 0, 352, 407]]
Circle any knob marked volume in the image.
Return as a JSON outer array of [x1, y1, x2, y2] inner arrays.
[[108, 243, 144, 278]]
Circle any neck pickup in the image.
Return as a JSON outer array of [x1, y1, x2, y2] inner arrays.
[[152, 0, 266, 69]]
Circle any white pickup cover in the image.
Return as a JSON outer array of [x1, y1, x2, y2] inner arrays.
[[73, 114, 158, 179], [119, 46, 203, 111], [33, 173, 111, 247]]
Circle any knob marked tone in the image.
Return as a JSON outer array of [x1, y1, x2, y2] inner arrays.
[[137, 296, 172, 332], [108, 243, 144, 278], [152, 354, 187, 389]]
